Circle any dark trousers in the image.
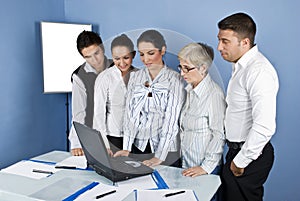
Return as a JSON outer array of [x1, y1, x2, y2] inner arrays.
[[210, 165, 223, 201], [106, 136, 123, 153], [221, 142, 274, 201]]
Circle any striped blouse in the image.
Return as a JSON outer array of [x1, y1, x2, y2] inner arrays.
[[123, 66, 186, 161], [180, 74, 226, 174]]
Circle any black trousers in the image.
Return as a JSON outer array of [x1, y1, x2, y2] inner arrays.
[[221, 142, 274, 201], [106, 136, 123, 153]]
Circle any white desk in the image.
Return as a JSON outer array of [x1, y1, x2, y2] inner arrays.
[[0, 150, 221, 201]]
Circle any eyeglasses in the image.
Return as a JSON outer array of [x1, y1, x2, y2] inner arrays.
[[177, 64, 197, 73]]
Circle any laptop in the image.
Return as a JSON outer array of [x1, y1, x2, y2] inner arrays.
[[73, 122, 154, 182]]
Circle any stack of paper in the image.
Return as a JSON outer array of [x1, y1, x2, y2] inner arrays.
[[0, 160, 59, 179], [116, 174, 158, 191], [55, 156, 87, 169]]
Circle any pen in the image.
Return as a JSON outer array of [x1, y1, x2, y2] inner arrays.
[[164, 190, 185, 197], [55, 166, 76, 169], [96, 190, 116, 199], [32, 169, 53, 174]]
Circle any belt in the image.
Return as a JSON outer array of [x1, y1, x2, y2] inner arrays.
[[226, 140, 245, 149]]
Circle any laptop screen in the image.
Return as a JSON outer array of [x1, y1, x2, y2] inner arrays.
[[73, 122, 113, 175]]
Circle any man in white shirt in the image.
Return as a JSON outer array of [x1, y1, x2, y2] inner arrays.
[[217, 13, 279, 201], [68, 31, 112, 156]]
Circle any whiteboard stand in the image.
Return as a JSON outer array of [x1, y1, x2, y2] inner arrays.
[[40, 22, 92, 151], [65, 93, 70, 151]]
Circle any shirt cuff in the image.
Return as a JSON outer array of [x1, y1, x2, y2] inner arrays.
[[101, 134, 111, 149], [201, 163, 214, 174], [70, 142, 82, 150], [154, 149, 168, 161], [233, 151, 253, 168], [68, 127, 82, 149], [122, 135, 133, 152]]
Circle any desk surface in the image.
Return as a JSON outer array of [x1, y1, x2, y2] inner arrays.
[[0, 150, 221, 201]]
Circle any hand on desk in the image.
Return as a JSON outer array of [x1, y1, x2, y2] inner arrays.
[[113, 150, 130, 157], [182, 166, 208, 177], [71, 148, 113, 157], [71, 148, 84, 156], [143, 157, 162, 167]]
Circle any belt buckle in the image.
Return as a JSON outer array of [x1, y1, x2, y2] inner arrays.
[[233, 143, 239, 149], [226, 140, 243, 149]]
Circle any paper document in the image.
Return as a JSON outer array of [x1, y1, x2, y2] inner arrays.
[[136, 189, 198, 201], [74, 183, 132, 201], [116, 174, 158, 191], [0, 160, 59, 179], [55, 156, 87, 169]]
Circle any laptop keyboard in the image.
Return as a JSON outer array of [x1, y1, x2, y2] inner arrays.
[[109, 157, 138, 173]]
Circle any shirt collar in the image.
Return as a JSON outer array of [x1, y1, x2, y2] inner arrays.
[[111, 65, 136, 76], [111, 65, 121, 75], [84, 62, 98, 73], [84, 56, 109, 73], [185, 74, 211, 98], [234, 45, 259, 70], [144, 64, 167, 83]]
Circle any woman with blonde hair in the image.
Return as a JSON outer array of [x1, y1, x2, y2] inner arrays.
[[178, 42, 226, 177]]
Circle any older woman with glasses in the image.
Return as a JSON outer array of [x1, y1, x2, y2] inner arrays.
[[178, 42, 226, 178]]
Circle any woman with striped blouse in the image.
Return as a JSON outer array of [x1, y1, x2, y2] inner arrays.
[[178, 43, 226, 177], [114, 30, 186, 167]]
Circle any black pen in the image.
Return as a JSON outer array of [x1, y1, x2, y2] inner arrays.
[[55, 166, 76, 169], [32, 169, 53, 174], [96, 190, 116, 199], [164, 190, 185, 197]]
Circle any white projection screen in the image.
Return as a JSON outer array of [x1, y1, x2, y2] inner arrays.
[[41, 22, 92, 93]]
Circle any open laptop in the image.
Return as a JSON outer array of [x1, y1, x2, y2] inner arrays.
[[73, 122, 154, 182]]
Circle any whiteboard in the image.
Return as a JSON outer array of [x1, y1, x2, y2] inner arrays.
[[41, 22, 92, 93]]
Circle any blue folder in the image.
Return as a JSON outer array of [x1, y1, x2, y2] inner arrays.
[[151, 170, 169, 189], [62, 181, 99, 201]]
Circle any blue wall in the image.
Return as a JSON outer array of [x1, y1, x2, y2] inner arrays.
[[1, 0, 299, 200], [0, 0, 67, 168]]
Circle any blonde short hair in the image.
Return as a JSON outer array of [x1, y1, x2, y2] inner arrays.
[[178, 43, 212, 69]]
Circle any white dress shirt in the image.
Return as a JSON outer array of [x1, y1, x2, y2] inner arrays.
[[225, 45, 279, 168], [180, 74, 226, 174], [122, 66, 186, 161], [93, 66, 136, 147]]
